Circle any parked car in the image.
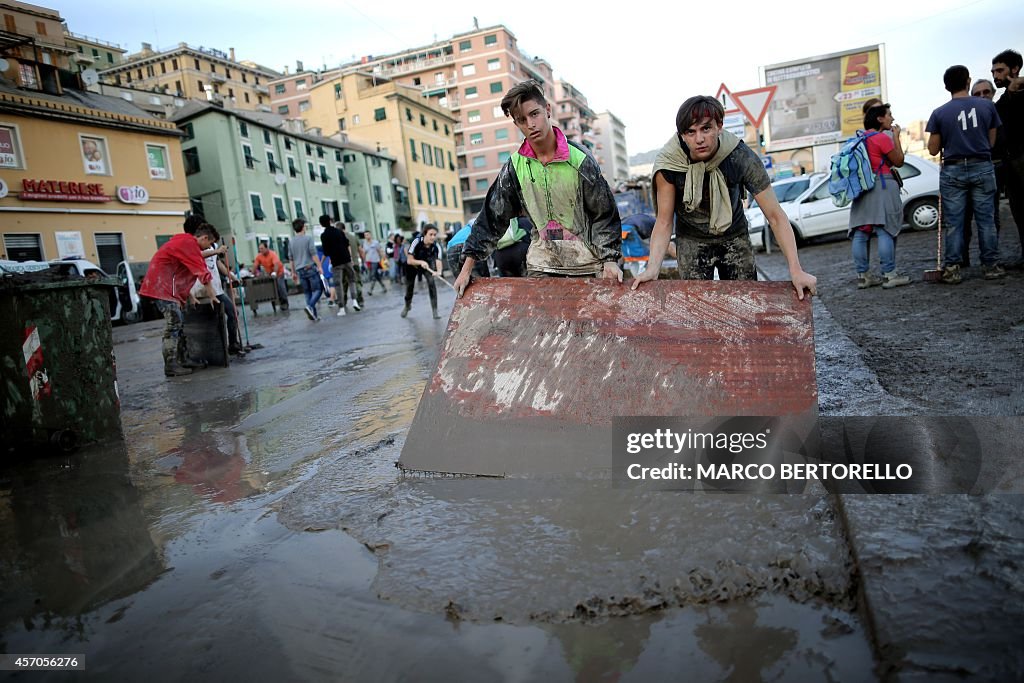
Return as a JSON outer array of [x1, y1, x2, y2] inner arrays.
[[745, 155, 940, 250]]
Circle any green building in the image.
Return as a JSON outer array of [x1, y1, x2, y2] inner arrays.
[[170, 102, 399, 266]]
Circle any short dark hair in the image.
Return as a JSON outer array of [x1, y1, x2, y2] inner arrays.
[[501, 80, 546, 118], [292, 218, 306, 233], [423, 224, 438, 236], [259, 241, 269, 249], [992, 49, 1023, 72], [863, 104, 890, 131], [334, 221, 346, 231], [194, 225, 216, 240], [183, 214, 205, 235], [675, 96, 725, 135], [200, 223, 221, 242], [943, 65, 970, 93], [319, 214, 332, 228], [861, 98, 883, 114]]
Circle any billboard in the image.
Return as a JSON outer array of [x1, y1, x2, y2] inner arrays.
[[761, 45, 885, 152]]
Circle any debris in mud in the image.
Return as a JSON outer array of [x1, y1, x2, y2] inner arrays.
[[444, 600, 463, 623]]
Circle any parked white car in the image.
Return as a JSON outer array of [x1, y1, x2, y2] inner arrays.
[[745, 155, 940, 249]]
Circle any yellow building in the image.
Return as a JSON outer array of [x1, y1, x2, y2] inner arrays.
[[99, 43, 280, 114], [291, 72, 462, 229], [0, 71, 189, 270]]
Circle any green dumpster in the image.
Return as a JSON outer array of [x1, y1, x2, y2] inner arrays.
[[1, 264, 122, 455]]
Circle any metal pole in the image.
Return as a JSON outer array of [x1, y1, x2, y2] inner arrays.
[[231, 236, 252, 346]]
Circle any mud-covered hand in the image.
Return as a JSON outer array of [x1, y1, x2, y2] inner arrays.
[[791, 269, 817, 301], [602, 261, 623, 283], [454, 270, 471, 298], [629, 264, 660, 291]]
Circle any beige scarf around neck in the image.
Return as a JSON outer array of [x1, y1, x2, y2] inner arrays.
[[653, 129, 741, 235]]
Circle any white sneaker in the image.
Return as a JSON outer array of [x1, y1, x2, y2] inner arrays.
[[337, 307, 346, 316], [352, 300, 362, 311]]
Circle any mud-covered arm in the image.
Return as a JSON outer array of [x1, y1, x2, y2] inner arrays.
[[464, 163, 523, 261], [583, 161, 622, 262]]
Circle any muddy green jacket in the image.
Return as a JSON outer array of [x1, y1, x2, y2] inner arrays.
[[465, 127, 620, 276]]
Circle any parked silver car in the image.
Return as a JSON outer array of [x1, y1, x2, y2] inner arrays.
[[746, 155, 940, 249]]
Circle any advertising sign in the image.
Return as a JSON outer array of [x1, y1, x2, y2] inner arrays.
[[117, 185, 149, 205], [55, 231, 85, 259], [762, 45, 885, 152]]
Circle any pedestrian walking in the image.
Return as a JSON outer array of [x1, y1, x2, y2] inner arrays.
[[289, 218, 325, 320], [363, 230, 388, 294], [848, 103, 913, 289], [402, 225, 443, 319], [340, 223, 364, 310], [926, 64, 1005, 283], [321, 217, 357, 316]]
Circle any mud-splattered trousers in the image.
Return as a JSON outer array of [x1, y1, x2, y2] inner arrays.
[[154, 299, 187, 365], [675, 234, 757, 280]]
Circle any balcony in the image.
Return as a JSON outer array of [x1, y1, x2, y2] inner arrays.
[[255, 84, 269, 95], [210, 72, 227, 83], [375, 54, 454, 78]]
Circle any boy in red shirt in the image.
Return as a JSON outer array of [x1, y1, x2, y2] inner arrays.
[[140, 224, 219, 376]]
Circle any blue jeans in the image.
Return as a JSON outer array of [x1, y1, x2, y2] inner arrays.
[[298, 266, 322, 313], [940, 161, 999, 267], [852, 228, 896, 274]]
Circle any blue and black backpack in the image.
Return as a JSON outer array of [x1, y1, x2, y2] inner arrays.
[[828, 131, 883, 207]]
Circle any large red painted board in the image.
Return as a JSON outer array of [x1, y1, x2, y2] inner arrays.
[[399, 279, 817, 476]]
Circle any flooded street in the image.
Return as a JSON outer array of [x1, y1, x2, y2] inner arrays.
[[2, 227, 1022, 681]]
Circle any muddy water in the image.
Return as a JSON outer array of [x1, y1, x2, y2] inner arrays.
[[0, 298, 878, 680]]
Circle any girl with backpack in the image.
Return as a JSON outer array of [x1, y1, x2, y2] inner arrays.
[[848, 103, 912, 289]]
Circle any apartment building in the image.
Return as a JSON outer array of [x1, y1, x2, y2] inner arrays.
[[270, 70, 460, 230], [98, 43, 280, 112], [63, 30, 126, 72], [1, 0, 74, 72], [555, 79, 597, 152], [593, 111, 629, 187], [269, 24, 586, 221]]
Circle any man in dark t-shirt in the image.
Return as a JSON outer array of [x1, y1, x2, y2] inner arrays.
[[320, 215, 356, 315], [926, 64, 1005, 283], [991, 48, 1024, 266], [402, 224, 444, 319], [631, 96, 816, 299]]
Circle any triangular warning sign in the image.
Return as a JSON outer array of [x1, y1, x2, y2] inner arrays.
[[714, 83, 741, 114], [732, 86, 777, 129]]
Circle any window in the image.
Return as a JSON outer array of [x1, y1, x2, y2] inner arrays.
[[225, 69, 231, 79], [287, 156, 297, 177], [107, 52, 114, 64], [285, 138, 293, 150], [181, 122, 194, 141], [339, 118, 346, 131], [409, 138, 418, 162], [244, 93, 250, 103], [452, 185, 458, 207], [263, 129, 272, 145], [160, 62, 167, 74], [472, 155, 486, 169], [250, 193, 266, 221], [3, 234, 44, 262], [461, 64, 476, 77], [420, 113, 427, 126], [495, 128, 509, 141], [337, 167, 347, 185], [239, 121, 249, 138], [183, 147, 200, 174], [298, 100, 311, 113], [459, 39, 472, 51], [374, 107, 386, 121], [267, 150, 278, 172], [490, 81, 502, 94], [172, 58, 179, 70], [405, 107, 413, 121], [468, 109, 481, 123], [493, 105, 504, 118], [422, 142, 432, 166], [334, 83, 342, 99], [433, 119, 438, 131], [334, 150, 342, 162], [274, 196, 288, 221], [484, 34, 498, 46], [441, 185, 447, 207], [475, 178, 488, 191], [146, 143, 171, 179], [306, 143, 312, 155], [194, 58, 200, 70], [316, 146, 324, 159], [470, 133, 483, 146], [444, 124, 450, 136], [465, 86, 478, 99], [415, 179, 422, 203], [175, 80, 182, 94], [79, 135, 110, 175], [321, 200, 340, 221], [427, 181, 437, 206], [498, 151, 511, 163], [35, 20, 46, 35], [296, 78, 306, 89], [146, 65, 154, 77], [307, 161, 316, 181], [319, 164, 329, 183], [293, 199, 305, 219], [4, 15, 16, 33], [372, 185, 383, 203], [448, 151, 454, 170], [0, 124, 24, 168], [487, 58, 500, 72], [434, 146, 443, 165], [352, 114, 360, 125], [242, 73, 248, 83], [274, 83, 286, 94], [278, 105, 289, 115], [188, 199, 203, 219], [242, 143, 255, 169]]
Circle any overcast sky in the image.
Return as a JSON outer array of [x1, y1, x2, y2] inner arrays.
[[63, 0, 1021, 156]]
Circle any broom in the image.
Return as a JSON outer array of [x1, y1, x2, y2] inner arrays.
[[923, 180, 944, 282], [231, 236, 264, 350]]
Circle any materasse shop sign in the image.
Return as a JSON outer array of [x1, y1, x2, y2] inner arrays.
[[20, 179, 111, 202]]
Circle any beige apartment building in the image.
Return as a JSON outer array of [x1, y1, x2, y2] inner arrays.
[[272, 71, 461, 230], [593, 111, 629, 187], [1, 1, 74, 71], [269, 24, 599, 221], [98, 43, 280, 113]]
